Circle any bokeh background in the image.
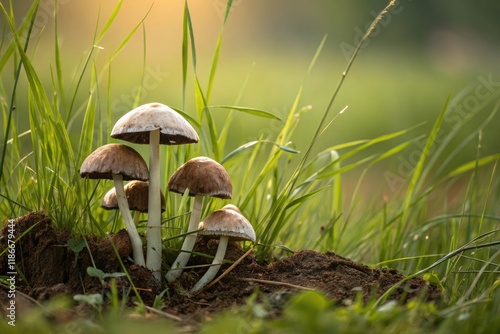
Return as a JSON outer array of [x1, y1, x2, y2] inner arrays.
[[2, 0, 500, 197]]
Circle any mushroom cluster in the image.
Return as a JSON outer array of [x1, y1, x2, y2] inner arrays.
[[80, 103, 198, 281], [80, 102, 256, 289]]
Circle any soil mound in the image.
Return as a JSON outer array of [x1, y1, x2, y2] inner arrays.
[[0, 212, 440, 323]]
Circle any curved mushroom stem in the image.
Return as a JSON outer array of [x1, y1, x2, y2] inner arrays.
[[190, 236, 229, 293], [165, 195, 203, 282], [112, 174, 145, 267], [147, 129, 162, 281]]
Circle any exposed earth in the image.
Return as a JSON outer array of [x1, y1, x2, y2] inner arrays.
[[0, 212, 441, 329]]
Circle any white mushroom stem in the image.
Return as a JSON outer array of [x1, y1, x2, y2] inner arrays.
[[112, 174, 145, 267], [165, 195, 203, 282], [190, 236, 229, 293], [147, 129, 162, 281]]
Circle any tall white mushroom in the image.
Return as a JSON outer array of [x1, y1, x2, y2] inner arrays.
[[111, 102, 199, 281], [165, 156, 232, 282], [190, 204, 255, 293], [80, 143, 148, 266]]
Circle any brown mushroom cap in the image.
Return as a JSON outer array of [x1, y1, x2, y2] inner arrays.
[[167, 156, 232, 199], [80, 144, 149, 181], [198, 204, 255, 242], [110, 102, 199, 145], [101, 181, 166, 213]]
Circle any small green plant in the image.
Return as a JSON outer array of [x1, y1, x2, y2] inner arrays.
[[73, 293, 104, 313], [86, 267, 127, 281]]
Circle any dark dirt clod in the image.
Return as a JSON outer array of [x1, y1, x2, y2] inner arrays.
[[0, 212, 441, 325]]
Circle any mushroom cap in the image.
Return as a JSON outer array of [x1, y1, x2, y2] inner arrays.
[[80, 144, 149, 181], [219, 204, 241, 214], [110, 102, 199, 145], [198, 204, 256, 242], [101, 181, 166, 213], [168, 156, 232, 199]]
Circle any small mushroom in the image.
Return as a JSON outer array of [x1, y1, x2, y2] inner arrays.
[[111, 102, 199, 280], [101, 181, 166, 225], [80, 144, 148, 266], [190, 204, 255, 293], [165, 156, 232, 282]]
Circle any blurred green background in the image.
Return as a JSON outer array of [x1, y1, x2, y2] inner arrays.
[[2, 0, 500, 196]]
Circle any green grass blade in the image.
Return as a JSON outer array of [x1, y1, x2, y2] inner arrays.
[[76, 66, 98, 163], [0, 1, 38, 72], [170, 107, 201, 129], [374, 229, 500, 307], [221, 140, 298, 165], [285, 186, 330, 211], [53, 0, 65, 105], [401, 97, 449, 219], [240, 35, 327, 212], [349, 140, 414, 206], [337, 125, 424, 163], [66, 31, 99, 124], [0, 0, 39, 183], [209, 105, 282, 120], [218, 64, 255, 150], [447, 154, 500, 178], [106, 7, 151, 65], [325, 139, 370, 151], [206, 0, 233, 103], [298, 1, 398, 172], [434, 98, 500, 177], [181, 1, 189, 109], [182, 1, 220, 159], [67, 6, 149, 128], [97, 0, 123, 40], [133, 24, 147, 108], [314, 155, 375, 181]]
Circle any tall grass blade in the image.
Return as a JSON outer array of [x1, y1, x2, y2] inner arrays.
[[181, 1, 189, 109], [97, 0, 123, 40], [401, 98, 449, 221], [206, 0, 233, 103], [218, 64, 254, 151], [182, 1, 220, 160], [76, 66, 98, 163], [0, 0, 39, 184], [53, 0, 65, 106], [66, 14, 100, 124]]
